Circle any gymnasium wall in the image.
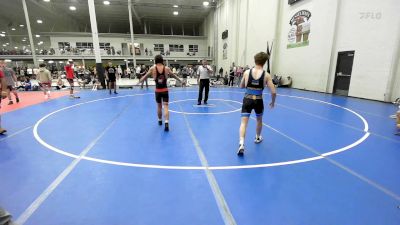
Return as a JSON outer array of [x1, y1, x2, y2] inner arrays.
[[273, 0, 338, 93], [328, 0, 400, 101], [207, 0, 278, 76], [203, 9, 215, 59], [207, 0, 400, 101]]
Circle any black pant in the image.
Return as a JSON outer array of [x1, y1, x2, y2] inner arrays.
[[141, 77, 148, 88], [228, 77, 234, 86], [198, 79, 210, 103]]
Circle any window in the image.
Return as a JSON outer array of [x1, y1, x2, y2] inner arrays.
[[169, 44, 184, 52], [58, 42, 70, 49], [189, 45, 198, 52], [100, 43, 111, 50], [76, 42, 93, 49], [154, 44, 164, 52]]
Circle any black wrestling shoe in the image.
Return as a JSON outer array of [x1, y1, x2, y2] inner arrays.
[[197, 102, 201, 105], [237, 145, 245, 156], [114, 91, 118, 94], [158, 120, 162, 126], [204, 101, 207, 105], [16, 98, 20, 103], [164, 123, 169, 132]]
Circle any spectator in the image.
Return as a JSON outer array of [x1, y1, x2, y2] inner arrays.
[[140, 65, 148, 89], [237, 66, 244, 86], [0, 61, 20, 104], [37, 63, 52, 99], [117, 66, 123, 77], [228, 67, 235, 87], [135, 65, 141, 79], [56, 77, 66, 90], [126, 67, 132, 79], [0, 69, 7, 134], [182, 66, 188, 87]]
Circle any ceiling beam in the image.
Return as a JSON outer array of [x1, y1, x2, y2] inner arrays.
[[131, 4, 142, 27]]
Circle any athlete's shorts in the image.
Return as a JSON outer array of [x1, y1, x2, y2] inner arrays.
[[108, 74, 116, 82], [67, 79, 74, 89], [241, 97, 264, 117], [155, 91, 169, 104], [40, 82, 51, 88]]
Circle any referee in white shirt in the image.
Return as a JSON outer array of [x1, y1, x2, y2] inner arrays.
[[197, 59, 213, 105]]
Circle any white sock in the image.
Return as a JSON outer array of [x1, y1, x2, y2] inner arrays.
[[256, 134, 261, 139], [165, 120, 169, 123], [239, 138, 244, 146], [158, 119, 162, 122]]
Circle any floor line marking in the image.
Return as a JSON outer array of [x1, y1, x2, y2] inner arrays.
[[16, 99, 134, 225], [178, 103, 237, 225], [32, 92, 371, 170], [169, 98, 242, 115], [0, 126, 32, 142], [257, 120, 400, 202], [221, 100, 400, 201], [277, 103, 400, 144]]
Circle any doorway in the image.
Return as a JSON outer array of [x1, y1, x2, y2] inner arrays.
[[333, 51, 355, 96]]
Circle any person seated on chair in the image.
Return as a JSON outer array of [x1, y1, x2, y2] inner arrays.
[[56, 77, 66, 90]]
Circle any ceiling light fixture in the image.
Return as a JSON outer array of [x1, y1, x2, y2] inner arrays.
[[22, 39, 26, 42], [173, 5, 179, 8], [1, 31, 5, 34], [20, 24, 25, 27], [103, 1, 110, 5], [43, 0, 50, 2], [14, 47, 18, 49], [11, 28, 16, 31], [173, 11, 179, 15], [37, 19, 43, 24], [203, 1, 209, 6], [35, 34, 40, 38], [69, 6, 76, 11], [4, 59, 11, 62]]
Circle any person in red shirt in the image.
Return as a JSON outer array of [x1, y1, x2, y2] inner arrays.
[[64, 61, 80, 99], [0, 69, 8, 134]]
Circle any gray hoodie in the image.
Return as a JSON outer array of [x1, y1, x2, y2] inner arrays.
[[37, 67, 52, 83]]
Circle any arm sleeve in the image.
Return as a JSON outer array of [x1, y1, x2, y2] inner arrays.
[[47, 71, 52, 81]]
